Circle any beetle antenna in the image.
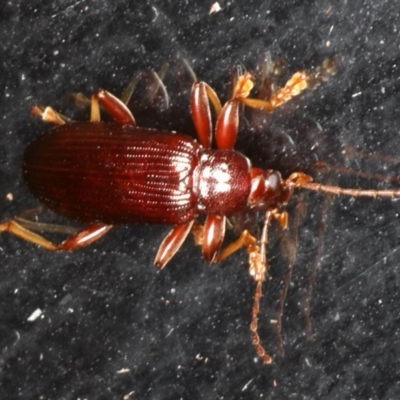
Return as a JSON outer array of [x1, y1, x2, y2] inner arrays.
[[251, 282, 267, 361], [248, 211, 273, 364], [250, 281, 272, 364], [288, 172, 400, 198]]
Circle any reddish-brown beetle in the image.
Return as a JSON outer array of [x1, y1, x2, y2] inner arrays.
[[2, 66, 400, 363]]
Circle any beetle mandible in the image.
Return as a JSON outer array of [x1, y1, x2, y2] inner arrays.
[[2, 66, 400, 364]]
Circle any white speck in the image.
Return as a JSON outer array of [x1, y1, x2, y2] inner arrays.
[[116, 368, 131, 374], [333, 312, 340, 321], [352, 92, 362, 98], [123, 391, 135, 400], [60, 293, 72, 306], [27, 308, 43, 322], [151, 6, 159, 22], [242, 379, 253, 391], [209, 2, 222, 14]]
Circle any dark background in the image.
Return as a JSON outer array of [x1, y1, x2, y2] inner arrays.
[[2, 1, 400, 399]]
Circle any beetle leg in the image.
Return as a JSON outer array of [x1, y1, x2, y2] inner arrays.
[[154, 221, 194, 268], [212, 229, 256, 264], [0, 220, 58, 250], [90, 92, 101, 122], [232, 58, 337, 114], [122, 59, 197, 111], [223, 66, 301, 120], [0, 220, 112, 251], [191, 82, 212, 148], [121, 71, 145, 105], [69, 92, 91, 108], [190, 216, 274, 363], [214, 72, 254, 149], [15, 218, 79, 236], [143, 70, 169, 109], [191, 82, 222, 148], [215, 100, 240, 150], [237, 71, 310, 112], [191, 217, 249, 264], [215, 72, 258, 149], [57, 224, 113, 250], [212, 212, 274, 363], [92, 90, 136, 126], [35, 87, 137, 126], [256, 52, 284, 102], [269, 71, 310, 109], [31, 106, 69, 125], [13, 207, 80, 235], [121, 70, 170, 110], [202, 214, 226, 263]]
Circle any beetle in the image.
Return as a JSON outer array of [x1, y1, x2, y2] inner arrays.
[[2, 67, 400, 363]]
